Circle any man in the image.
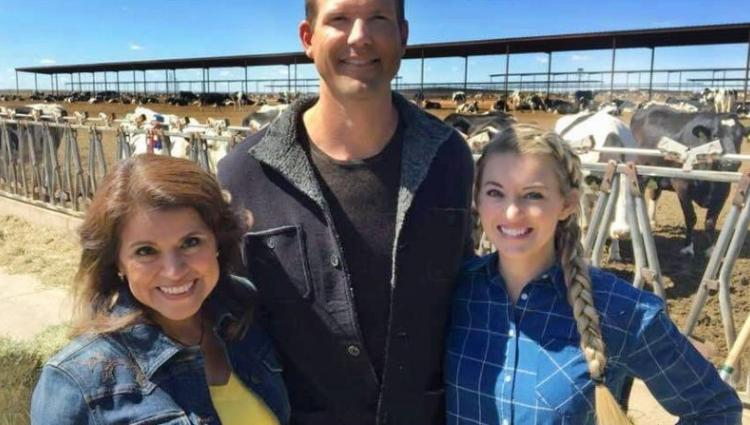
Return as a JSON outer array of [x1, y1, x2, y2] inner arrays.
[[218, 0, 473, 423]]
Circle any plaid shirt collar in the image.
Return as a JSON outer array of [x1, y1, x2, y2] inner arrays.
[[469, 251, 568, 299]]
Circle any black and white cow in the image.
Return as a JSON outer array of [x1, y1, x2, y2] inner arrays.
[[443, 111, 515, 141], [423, 100, 441, 109], [546, 98, 578, 114], [630, 105, 750, 256], [554, 110, 639, 261], [241, 104, 290, 132]]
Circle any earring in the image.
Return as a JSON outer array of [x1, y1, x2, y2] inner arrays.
[[215, 251, 220, 258], [117, 272, 125, 282]]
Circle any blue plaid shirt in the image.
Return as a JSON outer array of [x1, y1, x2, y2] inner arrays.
[[445, 253, 741, 425]]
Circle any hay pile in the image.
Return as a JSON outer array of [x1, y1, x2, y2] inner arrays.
[[0, 215, 79, 288]]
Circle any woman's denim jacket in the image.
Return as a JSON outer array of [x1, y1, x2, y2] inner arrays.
[[31, 275, 290, 424]]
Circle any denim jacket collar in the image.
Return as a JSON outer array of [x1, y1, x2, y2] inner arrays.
[[110, 274, 251, 379]]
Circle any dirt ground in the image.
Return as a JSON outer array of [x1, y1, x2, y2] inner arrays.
[[2, 96, 750, 386]]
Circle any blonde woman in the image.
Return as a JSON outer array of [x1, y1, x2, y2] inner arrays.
[[445, 126, 740, 424]]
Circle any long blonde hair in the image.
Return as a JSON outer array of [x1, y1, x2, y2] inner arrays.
[[474, 125, 632, 425]]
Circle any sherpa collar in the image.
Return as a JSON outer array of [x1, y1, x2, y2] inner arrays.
[[247, 92, 456, 214]]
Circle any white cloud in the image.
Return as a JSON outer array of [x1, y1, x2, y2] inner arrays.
[[571, 54, 590, 62], [536, 55, 548, 64], [129, 43, 143, 51], [40, 58, 56, 65]]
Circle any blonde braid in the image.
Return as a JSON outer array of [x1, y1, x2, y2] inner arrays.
[[476, 127, 632, 423], [553, 140, 632, 425]]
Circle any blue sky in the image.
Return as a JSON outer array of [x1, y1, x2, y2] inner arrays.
[[1, 0, 749, 91]]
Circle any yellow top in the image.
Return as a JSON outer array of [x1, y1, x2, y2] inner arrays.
[[209, 372, 280, 425]]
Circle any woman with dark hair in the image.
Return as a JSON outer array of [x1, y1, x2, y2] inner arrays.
[[31, 154, 289, 425]]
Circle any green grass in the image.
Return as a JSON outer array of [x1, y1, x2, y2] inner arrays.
[[0, 325, 69, 425]]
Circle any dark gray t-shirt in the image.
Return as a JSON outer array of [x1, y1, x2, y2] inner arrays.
[[305, 123, 403, 380]]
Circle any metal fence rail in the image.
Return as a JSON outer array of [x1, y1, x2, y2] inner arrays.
[[0, 115, 255, 215]]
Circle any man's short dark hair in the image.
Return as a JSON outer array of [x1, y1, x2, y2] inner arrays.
[[305, 0, 405, 26]]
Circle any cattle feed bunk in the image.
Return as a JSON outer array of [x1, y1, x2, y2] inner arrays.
[[569, 143, 750, 407], [0, 112, 255, 215]]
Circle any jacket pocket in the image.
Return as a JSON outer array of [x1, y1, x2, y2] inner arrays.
[[128, 410, 191, 424], [243, 225, 312, 301], [534, 343, 595, 421]]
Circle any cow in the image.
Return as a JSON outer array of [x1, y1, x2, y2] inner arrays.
[[452, 91, 467, 104], [196, 92, 231, 108], [455, 100, 479, 114], [508, 91, 546, 113], [423, 100, 441, 109], [491, 98, 509, 112], [526, 94, 546, 112], [508, 90, 522, 111], [166, 91, 199, 106], [630, 105, 750, 256], [572, 90, 595, 111], [241, 104, 289, 132], [714, 89, 737, 114], [443, 112, 516, 142], [546, 98, 578, 114], [554, 110, 639, 261]]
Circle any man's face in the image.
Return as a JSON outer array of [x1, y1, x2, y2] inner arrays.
[[300, 0, 408, 101]]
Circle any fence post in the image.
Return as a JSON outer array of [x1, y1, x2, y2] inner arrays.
[[609, 38, 616, 100], [744, 29, 750, 104], [647, 48, 655, 101]]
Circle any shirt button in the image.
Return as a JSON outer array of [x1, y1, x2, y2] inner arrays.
[[330, 254, 340, 268], [346, 344, 361, 357], [265, 237, 275, 249], [504, 375, 512, 382], [508, 329, 515, 337], [520, 293, 528, 301]]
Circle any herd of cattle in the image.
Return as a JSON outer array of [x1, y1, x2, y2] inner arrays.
[[0, 87, 749, 261], [0, 102, 289, 174], [443, 91, 750, 259], [419, 87, 749, 117], [0, 90, 295, 109]]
